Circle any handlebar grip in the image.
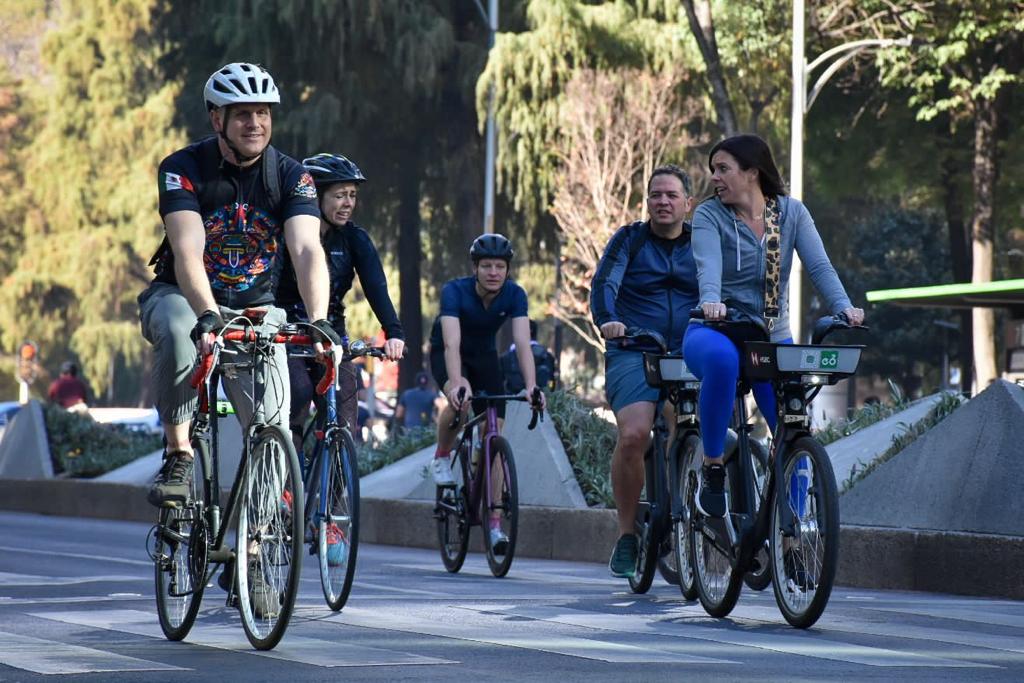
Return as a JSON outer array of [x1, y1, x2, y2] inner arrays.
[[527, 386, 543, 430]]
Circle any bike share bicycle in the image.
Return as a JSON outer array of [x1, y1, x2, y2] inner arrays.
[[686, 309, 865, 628], [434, 388, 544, 577], [289, 335, 387, 611], [149, 308, 313, 650]]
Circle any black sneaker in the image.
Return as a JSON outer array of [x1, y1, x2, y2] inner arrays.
[[608, 533, 639, 578], [147, 451, 194, 507], [696, 463, 727, 518], [784, 548, 816, 591]]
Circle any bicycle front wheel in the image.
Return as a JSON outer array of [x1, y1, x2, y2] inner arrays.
[[483, 437, 518, 577], [318, 428, 359, 611], [435, 443, 470, 573], [770, 436, 839, 629], [690, 458, 743, 617], [672, 434, 700, 600], [236, 425, 303, 650], [154, 437, 209, 641]]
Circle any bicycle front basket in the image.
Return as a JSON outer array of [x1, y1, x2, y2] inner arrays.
[[775, 344, 862, 376], [643, 353, 698, 387]]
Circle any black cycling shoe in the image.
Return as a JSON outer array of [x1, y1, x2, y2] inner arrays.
[[695, 463, 728, 518], [147, 451, 194, 507]]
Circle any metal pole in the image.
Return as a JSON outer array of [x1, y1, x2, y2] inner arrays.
[[789, 0, 805, 344], [483, 0, 498, 234]]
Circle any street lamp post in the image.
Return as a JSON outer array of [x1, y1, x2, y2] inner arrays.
[[790, 0, 911, 341], [475, 0, 499, 234]]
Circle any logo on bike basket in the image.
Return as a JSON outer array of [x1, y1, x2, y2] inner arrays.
[[800, 349, 839, 370]]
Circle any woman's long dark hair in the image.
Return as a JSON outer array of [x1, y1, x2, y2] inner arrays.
[[708, 134, 787, 198]]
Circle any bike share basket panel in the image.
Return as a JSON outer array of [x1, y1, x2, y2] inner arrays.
[[642, 353, 699, 387], [742, 342, 863, 381]]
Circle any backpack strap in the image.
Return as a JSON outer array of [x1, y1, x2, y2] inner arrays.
[[261, 144, 282, 210]]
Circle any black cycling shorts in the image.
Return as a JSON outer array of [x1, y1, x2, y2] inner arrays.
[[430, 346, 506, 419]]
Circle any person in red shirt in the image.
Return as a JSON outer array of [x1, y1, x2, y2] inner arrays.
[[47, 361, 89, 413]]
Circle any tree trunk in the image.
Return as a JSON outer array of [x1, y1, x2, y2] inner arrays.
[[682, 0, 739, 136], [939, 131, 973, 392], [397, 152, 424, 393], [970, 96, 999, 391]]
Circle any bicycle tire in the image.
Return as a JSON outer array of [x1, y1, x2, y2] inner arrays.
[[744, 439, 773, 592], [435, 443, 471, 573], [628, 445, 659, 594], [483, 437, 519, 577], [672, 433, 700, 600], [657, 544, 680, 587], [236, 425, 303, 650], [318, 428, 359, 611], [690, 458, 743, 617], [770, 436, 839, 629], [154, 437, 210, 641]]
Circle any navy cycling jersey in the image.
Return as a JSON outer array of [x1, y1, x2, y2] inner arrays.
[[428, 276, 528, 355], [277, 221, 403, 339], [590, 221, 699, 350], [153, 137, 319, 308]]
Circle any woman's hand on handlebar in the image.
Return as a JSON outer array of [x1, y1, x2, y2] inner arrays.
[[600, 321, 626, 339], [701, 301, 727, 321], [840, 306, 865, 327], [382, 338, 405, 361]]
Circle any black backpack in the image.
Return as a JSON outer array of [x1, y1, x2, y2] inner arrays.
[[148, 137, 282, 269], [502, 343, 555, 393]]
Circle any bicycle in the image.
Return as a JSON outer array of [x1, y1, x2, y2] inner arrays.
[[434, 388, 543, 578], [150, 308, 312, 650], [686, 310, 865, 628], [290, 337, 387, 611], [612, 328, 702, 596]]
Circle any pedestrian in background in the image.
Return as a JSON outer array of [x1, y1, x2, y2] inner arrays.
[[47, 361, 90, 413], [394, 371, 438, 430]]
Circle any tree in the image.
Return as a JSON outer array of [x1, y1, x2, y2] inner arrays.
[[550, 66, 698, 349], [0, 0, 185, 401], [868, 1, 1024, 389]]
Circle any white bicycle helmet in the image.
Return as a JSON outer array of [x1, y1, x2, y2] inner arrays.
[[204, 62, 280, 110]]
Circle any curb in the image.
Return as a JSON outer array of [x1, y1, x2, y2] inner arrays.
[[2, 478, 1021, 599]]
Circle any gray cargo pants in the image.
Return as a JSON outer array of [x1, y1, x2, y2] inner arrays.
[[138, 282, 291, 430]]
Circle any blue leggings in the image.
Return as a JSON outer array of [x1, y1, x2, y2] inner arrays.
[[682, 323, 789, 458]]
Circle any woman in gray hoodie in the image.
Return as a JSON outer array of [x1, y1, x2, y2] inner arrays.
[[683, 134, 863, 518]]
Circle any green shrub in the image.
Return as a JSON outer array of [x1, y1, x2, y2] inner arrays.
[[814, 380, 908, 446], [357, 426, 435, 477], [840, 391, 963, 492], [43, 404, 163, 477], [546, 389, 615, 507]]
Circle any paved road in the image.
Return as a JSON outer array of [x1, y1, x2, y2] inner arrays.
[[1, 511, 1023, 681]]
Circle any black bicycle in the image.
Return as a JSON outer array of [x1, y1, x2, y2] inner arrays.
[[687, 310, 865, 628], [434, 389, 543, 577], [150, 308, 311, 650]]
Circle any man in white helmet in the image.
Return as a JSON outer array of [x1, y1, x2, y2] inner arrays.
[[139, 62, 337, 509]]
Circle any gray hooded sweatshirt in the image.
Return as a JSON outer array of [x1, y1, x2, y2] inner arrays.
[[691, 195, 852, 342]]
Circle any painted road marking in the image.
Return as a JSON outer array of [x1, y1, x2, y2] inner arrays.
[[0, 630, 185, 675]]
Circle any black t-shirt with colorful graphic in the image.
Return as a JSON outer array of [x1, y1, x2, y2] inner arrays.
[[153, 137, 319, 308]]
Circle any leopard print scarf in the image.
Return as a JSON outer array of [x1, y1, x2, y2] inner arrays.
[[763, 197, 781, 328]]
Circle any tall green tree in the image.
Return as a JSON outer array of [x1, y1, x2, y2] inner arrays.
[[0, 0, 185, 402]]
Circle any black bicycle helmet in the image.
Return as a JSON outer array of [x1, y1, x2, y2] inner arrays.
[[469, 233, 514, 262], [302, 153, 367, 187]]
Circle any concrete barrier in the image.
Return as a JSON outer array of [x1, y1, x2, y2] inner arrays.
[[0, 400, 52, 480]]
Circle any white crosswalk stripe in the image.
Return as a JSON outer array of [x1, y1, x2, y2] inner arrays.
[[0, 630, 186, 675], [32, 609, 453, 668], [457, 604, 994, 668]]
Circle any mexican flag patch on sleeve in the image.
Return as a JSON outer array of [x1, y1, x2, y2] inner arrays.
[[161, 171, 195, 193]]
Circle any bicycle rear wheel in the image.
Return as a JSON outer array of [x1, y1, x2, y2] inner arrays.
[[154, 437, 209, 641], [318, 428, 359, 611], [435, 443, 470, 573], [690, 459, 743, 617], [770, 436, 839, 629], [744, 439, 773, 592], [236, 425, 303, 650], [483, 437, 518, 577], [672, 434, 700, 600], [629, 446, 659, 594]]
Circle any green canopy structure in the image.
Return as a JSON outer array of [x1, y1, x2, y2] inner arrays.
[[866, 279, 1024, 315]]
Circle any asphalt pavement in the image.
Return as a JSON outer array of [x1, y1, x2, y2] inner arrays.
[[2, 511, 1024, 681]]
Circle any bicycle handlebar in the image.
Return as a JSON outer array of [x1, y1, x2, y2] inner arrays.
[[447, 386, 545, 430]]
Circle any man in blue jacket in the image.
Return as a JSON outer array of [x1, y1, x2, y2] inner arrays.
[[590, 165, 699, 578]]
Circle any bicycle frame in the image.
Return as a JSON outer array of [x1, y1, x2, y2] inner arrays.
[[455, 404, 507, 528]]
